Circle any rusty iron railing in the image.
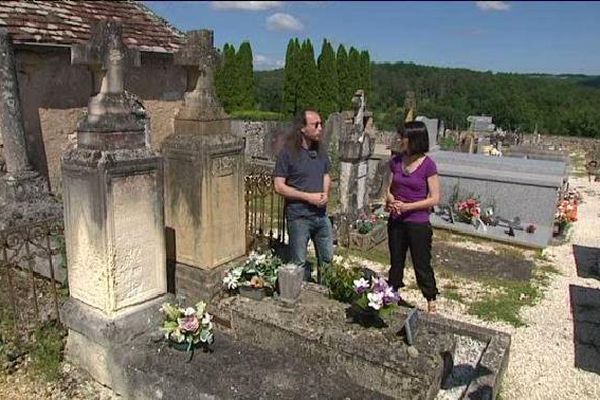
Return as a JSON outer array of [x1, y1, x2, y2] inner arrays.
[[244, 161, 287, 252], [0, 217, 65, 345]]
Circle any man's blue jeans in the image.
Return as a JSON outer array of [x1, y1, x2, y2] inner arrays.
[[287, 215, 333, 281]]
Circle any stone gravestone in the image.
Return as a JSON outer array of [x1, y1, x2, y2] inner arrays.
[[162, 30, 245, 301], [60, 21, 167, 391], [338, 90, 374, 220], [0, 28, 48, 206], [415, 115, 440, 152]]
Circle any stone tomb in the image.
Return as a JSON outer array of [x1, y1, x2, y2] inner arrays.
[[213, 283, 511, 400], [162, 30, 245, 301], [429, 150, 567, 248], [60, 21, 167, 390]]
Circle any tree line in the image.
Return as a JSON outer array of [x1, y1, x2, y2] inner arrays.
[[215, 38, 372, 118], [367, 62, 600, 137], [216, 40, 600, 138], [215, 42, 255, 112]]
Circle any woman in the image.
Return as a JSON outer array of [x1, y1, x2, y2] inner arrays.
[[386, 121, 441, 313]]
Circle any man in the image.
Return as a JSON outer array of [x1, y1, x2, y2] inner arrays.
[[274, 110, 333, 281]]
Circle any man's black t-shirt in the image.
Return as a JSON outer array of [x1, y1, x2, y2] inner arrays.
[[274, 146, 330, 219]]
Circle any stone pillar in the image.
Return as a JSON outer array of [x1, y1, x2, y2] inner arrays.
[[162, 30, 245, 301], [0, 29, 47, 204], [60, 21, 166, 392]]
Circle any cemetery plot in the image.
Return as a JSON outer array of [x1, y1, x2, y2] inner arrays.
[[213, 283, 510, 400]]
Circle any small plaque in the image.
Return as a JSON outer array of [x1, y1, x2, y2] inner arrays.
[[448, 205, 455, 224], [402, 308, 419, 346], [357, 161, 368, 178]]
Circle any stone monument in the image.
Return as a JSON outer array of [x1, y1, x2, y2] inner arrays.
[[60, 21, 167, 390], [0, 28, 48, 206], [162, 30, 245, 301], [338, 90, 374, 219]]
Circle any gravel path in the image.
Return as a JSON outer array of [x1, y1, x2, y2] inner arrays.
[[436, 335, 487, 400], [359, 176, 600, 399], [501, 176, 600, 400]]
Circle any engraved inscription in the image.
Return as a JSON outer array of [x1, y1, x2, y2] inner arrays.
[[212, 156, 235, 177]]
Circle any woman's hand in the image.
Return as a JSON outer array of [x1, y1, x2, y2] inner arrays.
[[388, 200, 407, 214]]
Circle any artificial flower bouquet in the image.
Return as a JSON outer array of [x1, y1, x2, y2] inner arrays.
[[223, 249, 283, 291], [160, 301, 214, 352], [456, 198, 481, 224], [353, 276, 400, 319]]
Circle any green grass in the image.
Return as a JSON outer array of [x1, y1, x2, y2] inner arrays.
[[467, 259, 559, 327], [443, 289, 463, 303], [230, 110, 286, 121], [29, 321, 66, 381], [344, 246, 389, 266], [336, 230, 561, 327]]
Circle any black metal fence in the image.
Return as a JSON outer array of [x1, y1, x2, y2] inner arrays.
[[0, 218, 65, 345], [244, 161, 287, 252]]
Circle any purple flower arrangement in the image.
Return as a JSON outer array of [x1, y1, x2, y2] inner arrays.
[[353, 276, 400, 317]]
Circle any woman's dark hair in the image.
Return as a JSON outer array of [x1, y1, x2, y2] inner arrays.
[[285, 109, 321, 157], [403, 120, 429, 155]]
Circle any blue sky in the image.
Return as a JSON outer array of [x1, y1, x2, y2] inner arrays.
[[144, 1, 600, 75]]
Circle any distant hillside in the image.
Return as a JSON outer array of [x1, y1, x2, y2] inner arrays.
[[255, 63, 600, 137]]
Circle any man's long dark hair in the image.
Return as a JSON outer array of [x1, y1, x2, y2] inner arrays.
[[285, 109, 323, 158]]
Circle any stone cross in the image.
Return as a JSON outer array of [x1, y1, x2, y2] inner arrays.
[[404, 91, 416, 123], [0, 29, 33, 177], [174, 29, 226, 118], [71, 21, 140, 120]]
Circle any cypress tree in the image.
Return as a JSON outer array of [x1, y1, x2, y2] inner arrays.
[[283, 38, 300, 115], [360, 50, 372, 101], [297, 39, 319, 111], [317, 39, 339, 119], [348, 46, 362, 99], [237, 41, 255, 110], [217, 43, 237, 112], [216, 43, 229, 105], [336, 44, 349, 110]]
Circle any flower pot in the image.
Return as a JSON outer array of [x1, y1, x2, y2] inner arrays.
[[239, 285, 270, 301]]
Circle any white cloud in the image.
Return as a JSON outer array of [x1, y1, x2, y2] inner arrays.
[[254, 54, 285, 70], [266, 13, 304, 32], [210, 1, 283, 11], [475, 1, 511, 11]]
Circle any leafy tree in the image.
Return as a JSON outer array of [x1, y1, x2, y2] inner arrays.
[[317, 39, 339, 119]]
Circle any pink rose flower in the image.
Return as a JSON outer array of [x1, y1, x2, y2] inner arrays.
[[179, 315, 200, 333]]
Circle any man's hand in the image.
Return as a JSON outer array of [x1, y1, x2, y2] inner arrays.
[[305, 192, 328, 207]]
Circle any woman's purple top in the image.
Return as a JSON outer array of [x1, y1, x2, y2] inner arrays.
[[389, 155, 438, 224]]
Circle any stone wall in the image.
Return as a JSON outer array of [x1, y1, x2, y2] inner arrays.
[[230, 120, 291, 160], [12, 45, 186, 192]]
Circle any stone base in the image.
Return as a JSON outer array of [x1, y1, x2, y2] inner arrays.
[[338, 222, 387, 251], [61, 295, 170, 393], [215, 285, 456, 400], [172, 257, 245, 302]]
